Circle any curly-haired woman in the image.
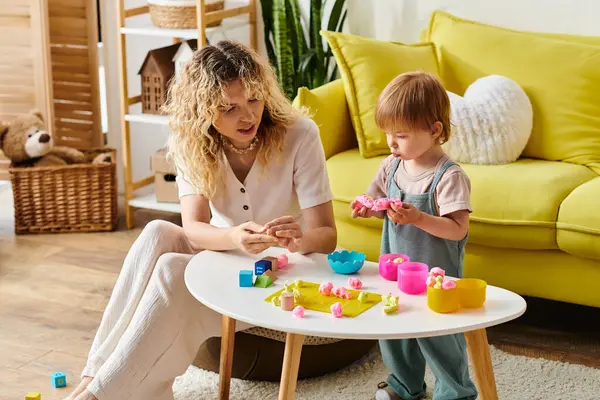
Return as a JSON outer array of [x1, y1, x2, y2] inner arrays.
[[66, 40, 336, 400]]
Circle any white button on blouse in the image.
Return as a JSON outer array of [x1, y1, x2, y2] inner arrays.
[[176, 116, 333, 230]]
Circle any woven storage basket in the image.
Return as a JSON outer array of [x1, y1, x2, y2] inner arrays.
[[9, 148, 118, 234], [148, 0, 225, 29]]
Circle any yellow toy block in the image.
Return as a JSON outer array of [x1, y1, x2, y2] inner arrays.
[[26, 393, 41, 400]]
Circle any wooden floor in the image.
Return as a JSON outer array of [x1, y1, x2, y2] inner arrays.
[[0, 189, 599, 399], [0, 190, 182, 400]]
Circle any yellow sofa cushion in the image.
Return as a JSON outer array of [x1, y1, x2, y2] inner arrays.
[[327, 149, 596, 250], [292, 80, 357, 160], [320, 31, 440, 158], [423, 10, 600, 173], [557, 177, 600, 260]]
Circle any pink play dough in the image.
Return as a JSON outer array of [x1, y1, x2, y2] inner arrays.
[[430, 267, 445, 277], [355, 195, 403, 211], [332, 286, 351, 299], [277, 254, 288, 268], [442, 280, 457, 290], [348, 277, 363, 290], [319, 281, 333, 296], [330, 302, 343, 318], [354, 194, 375, 209], [293, 306, 305, 318], [371, 198, 393, 211]]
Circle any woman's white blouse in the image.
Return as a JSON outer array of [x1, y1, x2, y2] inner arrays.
[[176, 116, 333, 230]]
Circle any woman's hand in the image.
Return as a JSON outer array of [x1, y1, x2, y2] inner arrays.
[[262, 216, 303, 253], [229, 221, 279, 254], [387, 202, 422, 225]]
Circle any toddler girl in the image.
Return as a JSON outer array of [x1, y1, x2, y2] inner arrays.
[[351, 71, 478, 400]]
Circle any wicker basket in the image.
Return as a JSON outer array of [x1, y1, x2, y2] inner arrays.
[[9, 148, 118, 234], [148, 0, 225, 29]]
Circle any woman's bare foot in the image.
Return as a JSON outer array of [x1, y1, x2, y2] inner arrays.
[[64, 376, 93, 400], [74, 389, 98, 400]]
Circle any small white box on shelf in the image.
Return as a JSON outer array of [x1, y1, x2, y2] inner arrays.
[[151, 148, 179, 203]]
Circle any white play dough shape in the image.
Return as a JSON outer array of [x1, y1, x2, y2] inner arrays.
[[443, 75, 533, 165]]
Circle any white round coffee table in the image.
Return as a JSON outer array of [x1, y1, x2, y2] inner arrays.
[[185, 248, 526, 400]]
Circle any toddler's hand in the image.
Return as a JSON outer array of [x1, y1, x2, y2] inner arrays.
[[351, 201, 374, 219], [387, 202, 422, 225]]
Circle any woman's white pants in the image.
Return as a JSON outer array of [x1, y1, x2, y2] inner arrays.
[[83, 220, 251, 400]]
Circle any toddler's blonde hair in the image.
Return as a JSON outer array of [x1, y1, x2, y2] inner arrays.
[[375, 71, 451, 144], [164, 40, 301, 199]]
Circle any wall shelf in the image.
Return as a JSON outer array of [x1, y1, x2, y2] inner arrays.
[[129, 193, 181, 214], [121, 15, 249, 39], [124, 112, 169, 126]]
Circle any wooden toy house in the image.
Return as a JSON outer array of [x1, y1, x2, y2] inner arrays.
[[138, 43, 179, 115], [172, 39, 198, 78]]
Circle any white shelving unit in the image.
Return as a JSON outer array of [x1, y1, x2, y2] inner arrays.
[[129, 193, 183, 214], [121, 14, 250, 39], [116, 0, 257, 228]]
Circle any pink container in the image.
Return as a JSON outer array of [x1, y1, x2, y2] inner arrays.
[[378, 253, 410, 281], [397, 262, 429, 294]]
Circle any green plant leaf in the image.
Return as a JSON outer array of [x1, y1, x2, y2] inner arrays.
[[327, 0, 345, 32], [273, 0, 295, 98], [298, 50, 317, 80], [284, 0, 299, 78], [309, 0, 325, 85], [288, 0, 307, 53], [260, 0, 277, 68], [336, 8, 347, 32]]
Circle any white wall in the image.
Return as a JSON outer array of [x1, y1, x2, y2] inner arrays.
[[349, 0, 600, 43]]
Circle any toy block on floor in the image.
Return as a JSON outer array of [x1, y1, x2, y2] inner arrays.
[[254, 259, 271, 275], [25, 393, 41, 400], [262, 256, 278, 272], [239, 270, 253, 287], [263, 269, 277, 282], [254, 274, 273, 288], [51, 372, 66, 388]]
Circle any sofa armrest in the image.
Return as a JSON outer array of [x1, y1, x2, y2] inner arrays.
[[293, 79, 357, 159]]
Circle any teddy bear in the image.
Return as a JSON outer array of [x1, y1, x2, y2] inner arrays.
[[0, 111, 111, 167]]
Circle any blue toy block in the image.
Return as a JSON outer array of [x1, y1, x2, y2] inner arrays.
[[254, 259, 271, 275], [51, 372, 66, 388], [239, 270, 253, 287]]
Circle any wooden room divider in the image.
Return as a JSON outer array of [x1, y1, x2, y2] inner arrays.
[[0, 0, 54, 179], [0, 0, 102, 180]]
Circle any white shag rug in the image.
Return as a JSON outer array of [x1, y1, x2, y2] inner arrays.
[[173, 345, 600, 399]]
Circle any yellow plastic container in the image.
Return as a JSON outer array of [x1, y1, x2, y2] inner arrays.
[[427, 286, 460, 313], [457, 279, 487, 308]]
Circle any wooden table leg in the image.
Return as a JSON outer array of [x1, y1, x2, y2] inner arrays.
[[219, 315, 236, 400], [464, 328, 498, 400], [278, 333, 305, 400]]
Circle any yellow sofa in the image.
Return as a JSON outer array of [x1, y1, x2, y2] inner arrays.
[[293, 11, 600, 308]]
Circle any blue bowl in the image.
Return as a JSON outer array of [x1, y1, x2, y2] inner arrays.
[[327, 250, 366, 274]]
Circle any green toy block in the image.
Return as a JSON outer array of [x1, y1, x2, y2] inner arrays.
[[254, 274, 273, 288]]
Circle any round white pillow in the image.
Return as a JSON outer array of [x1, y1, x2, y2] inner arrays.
[[443, 75, 533, 165]]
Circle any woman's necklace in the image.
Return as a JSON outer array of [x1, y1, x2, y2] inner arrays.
[[223, 136, 259, 155]]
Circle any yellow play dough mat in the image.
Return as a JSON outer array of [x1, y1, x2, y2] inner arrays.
[[264, 281, 382, 317]]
